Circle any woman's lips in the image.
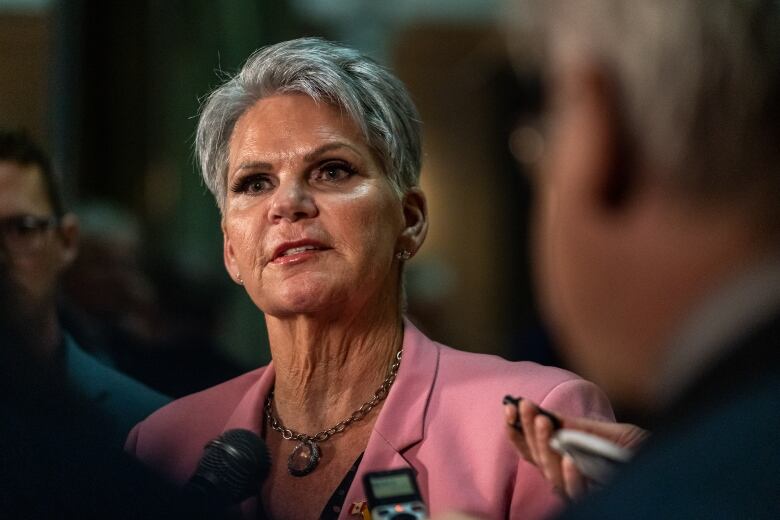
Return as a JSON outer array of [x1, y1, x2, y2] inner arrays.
[[270, 241, 329, 264]]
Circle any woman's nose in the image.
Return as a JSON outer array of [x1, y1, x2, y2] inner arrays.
[[268, 179, 318, 223]]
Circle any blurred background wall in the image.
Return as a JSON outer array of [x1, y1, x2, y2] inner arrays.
[[0, 0, 558, 384]]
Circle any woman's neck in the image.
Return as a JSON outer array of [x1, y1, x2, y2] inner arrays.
[[265, 305, 403, 434]]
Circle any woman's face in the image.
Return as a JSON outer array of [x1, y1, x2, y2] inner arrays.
[[222, 93, 408, 319]]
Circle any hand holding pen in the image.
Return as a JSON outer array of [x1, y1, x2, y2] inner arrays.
[[503, 395, 649, 499]]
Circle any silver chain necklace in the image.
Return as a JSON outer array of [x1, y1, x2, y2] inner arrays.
[[265, 349, 403, 477]]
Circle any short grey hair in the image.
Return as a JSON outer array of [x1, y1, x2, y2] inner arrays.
[[196, 37, 422, 211], [508, 0, 780, 218]]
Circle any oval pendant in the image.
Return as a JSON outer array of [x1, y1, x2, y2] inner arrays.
[[287, 440, 321, 477]]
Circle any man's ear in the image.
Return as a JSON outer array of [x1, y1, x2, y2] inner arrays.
[[57, 213, 79, 268], [556, 62, 635, 212], [397, 187, 428, 256], [222, 220, 242, 284]]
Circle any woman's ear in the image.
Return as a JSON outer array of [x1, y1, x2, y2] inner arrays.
[[398, 187, 428, 256], [222, 221, 242, 285]]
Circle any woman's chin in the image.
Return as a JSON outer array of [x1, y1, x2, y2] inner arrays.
[[256, 286, 348, 319], [251, 269, 389, 320]]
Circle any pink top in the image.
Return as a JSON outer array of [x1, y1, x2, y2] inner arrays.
[[126, 320, 614, 519]]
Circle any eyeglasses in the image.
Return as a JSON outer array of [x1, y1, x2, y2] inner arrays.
[[0, 215, 61, 255]]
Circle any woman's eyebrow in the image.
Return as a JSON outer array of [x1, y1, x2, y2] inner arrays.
[[303, 142, 360, 162], [232, 142, 360, 175], [233, 160, 273, 175]]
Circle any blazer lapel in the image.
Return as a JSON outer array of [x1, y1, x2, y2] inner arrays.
[[340, 319, 440, 518], [223, 361, 276, 434], [220, 362, 276, 519], [219, 321, 440, 519]]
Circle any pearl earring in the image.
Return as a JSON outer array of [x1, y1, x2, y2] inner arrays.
[[236, 273, 244, 285]]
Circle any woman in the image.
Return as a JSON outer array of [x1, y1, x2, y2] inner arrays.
[[126, 37, 614, 520]]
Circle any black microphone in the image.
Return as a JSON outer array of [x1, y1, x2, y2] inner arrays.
[[184, 429, 271, 516]]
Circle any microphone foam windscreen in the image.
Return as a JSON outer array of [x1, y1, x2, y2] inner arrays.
[[194, 428, 271, 503]]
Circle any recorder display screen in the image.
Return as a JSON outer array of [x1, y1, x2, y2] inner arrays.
[[368, 473, 416, 499]]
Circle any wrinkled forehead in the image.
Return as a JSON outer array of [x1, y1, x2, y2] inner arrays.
[[227, 94, 369, 166]]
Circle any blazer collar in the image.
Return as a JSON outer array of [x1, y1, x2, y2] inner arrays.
[[341, 319, 440, 518], [220, 363, 275, 518], [218, 319, 439, 518], [224, 361, 276, 435], [371, 318, 439, 453], [221, 318, 438, 447]]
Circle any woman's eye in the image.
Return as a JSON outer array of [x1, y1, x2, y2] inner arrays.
[[247, 179, 268, 193], [312, 162, 355, 183], [232, 175, 272, 194]]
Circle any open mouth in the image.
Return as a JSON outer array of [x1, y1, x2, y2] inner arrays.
[[278, 245, 321, 257], [271, 240, 330, 263]]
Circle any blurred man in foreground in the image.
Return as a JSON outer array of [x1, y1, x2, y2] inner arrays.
[[503, 1, 780, 517], [0, 129, 169, 446], [0, 242, 207, 518]]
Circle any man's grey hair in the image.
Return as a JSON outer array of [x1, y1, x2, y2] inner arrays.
[[509, 0, 780, 219], [196, 37, 422, 211]]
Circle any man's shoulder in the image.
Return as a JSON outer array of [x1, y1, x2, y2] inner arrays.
[[64, 335, 171, 434], [565, 375, 780, 519]]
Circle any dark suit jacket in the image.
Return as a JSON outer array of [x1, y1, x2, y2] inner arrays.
[[0, 326, 194, 518], [64, 333, 171, 446], [561, 311, 780, 519]]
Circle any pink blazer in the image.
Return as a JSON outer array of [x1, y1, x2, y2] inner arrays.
[[126, 320, 613, 519]]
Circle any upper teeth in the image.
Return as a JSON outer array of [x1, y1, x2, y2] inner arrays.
[[281, 245, 318, 256]]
